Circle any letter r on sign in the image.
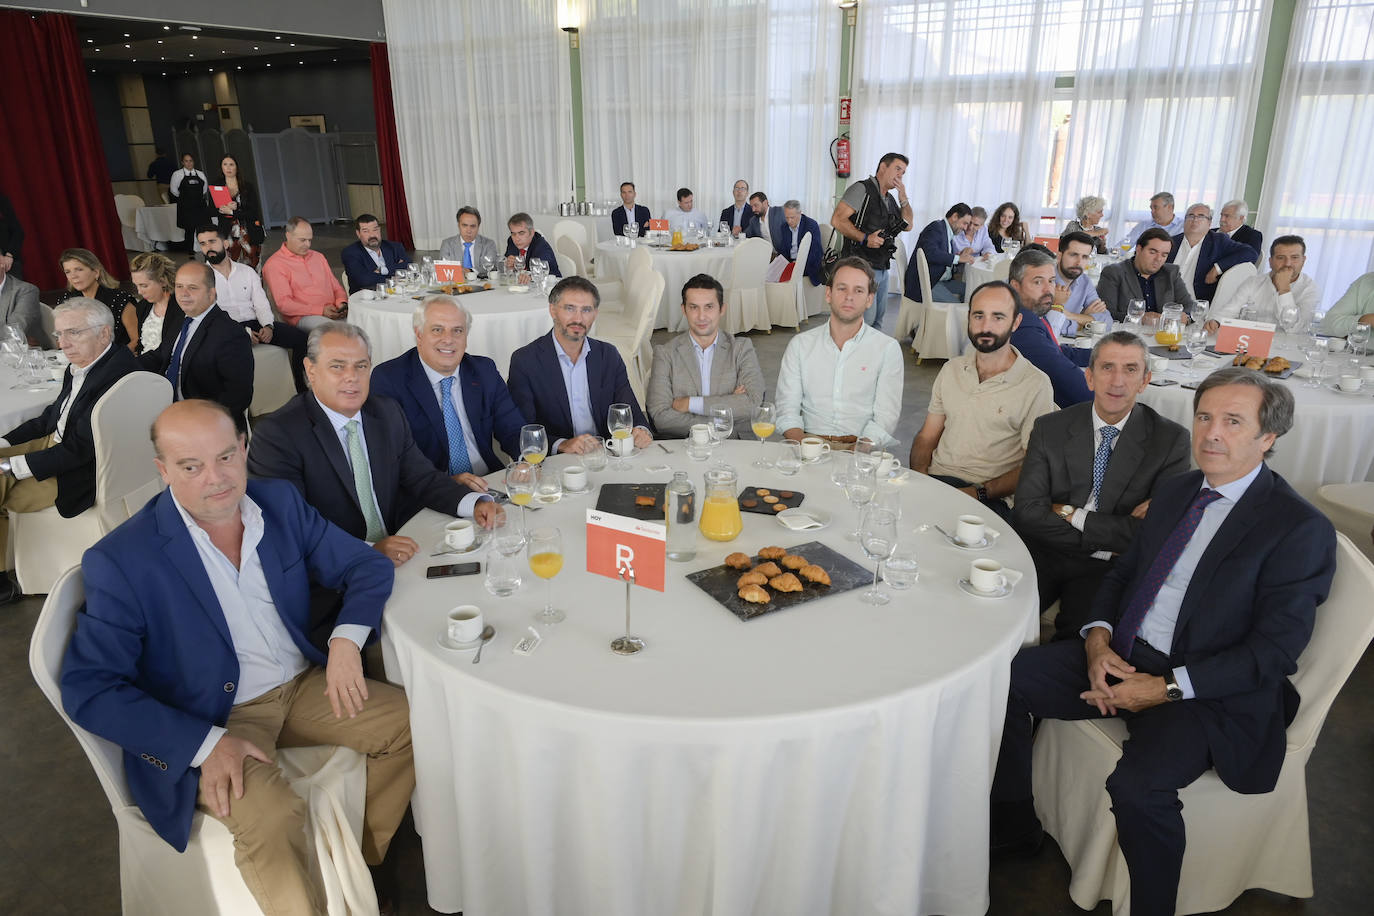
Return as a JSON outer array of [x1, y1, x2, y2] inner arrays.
[[615, 544, 635, 576]]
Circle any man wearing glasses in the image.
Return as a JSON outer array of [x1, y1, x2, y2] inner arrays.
[[1168, 202, 1258, 302], [719, 179, 757, 238], [0, 299, 139, 602]]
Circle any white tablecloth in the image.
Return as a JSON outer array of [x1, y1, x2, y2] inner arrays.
[[0, 363, 59, 433], [1137, 346, 1374, 500], [347, 289, 551, 376], [380, 442, 1039, 915], [595, 240, 737, 330], [134, 204, 183, 246]]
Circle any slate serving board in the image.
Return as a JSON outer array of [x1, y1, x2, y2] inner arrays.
[[595, 483, 667, 520], [685, 540, 871, 621], [737, 485, 804, 516]]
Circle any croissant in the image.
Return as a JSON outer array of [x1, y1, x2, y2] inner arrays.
[[1263, 357, 1291, 375], [737, 571, 767, 588], [753, 561, 783, 579], [738, 584, 771, 604], [781, 554, 808, 570], [725, 552, 754, 570], [799, 565, 831, 586], [769, 573, 804, 593], [1244, 356, 1265, 370]]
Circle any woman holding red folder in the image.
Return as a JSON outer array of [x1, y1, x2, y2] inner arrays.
[[211, 155, 265, 269]]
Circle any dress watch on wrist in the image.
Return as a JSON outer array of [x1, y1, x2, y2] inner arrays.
[[1164, 674, 1184, 702], [975, 483, 989, 502], [1058, 504, 1075, 520]]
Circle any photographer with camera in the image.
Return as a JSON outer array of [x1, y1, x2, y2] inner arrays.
[[830, 152, 913, 329]]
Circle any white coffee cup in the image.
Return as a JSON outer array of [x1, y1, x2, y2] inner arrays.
[[800, 436, 831, 461], [689, 423, 713, 446], [1360, 366, 1374, 382], [358, 289, 376, 301], [465, 270, 479, 282], [969, 558, 1005, 593], [955, 514, 986, 546], [1338, 375, 1362, 392], [444, 518, 476, 550], [562, 465, 588, 491], [1148, 356, 1170, 374], [447, 605, 483, 644], [1074, 335, 1094, 349], [1089, 320, 1108, 336], [873, 450, 900, 476]]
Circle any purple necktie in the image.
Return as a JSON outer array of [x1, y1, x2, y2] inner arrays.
[[1109, 487, 1224, 658]]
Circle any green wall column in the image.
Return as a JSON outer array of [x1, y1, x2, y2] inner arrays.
[[833, 2, 858, 205], [565, 27, 587, 203], [1244, 0, 1299, 223]]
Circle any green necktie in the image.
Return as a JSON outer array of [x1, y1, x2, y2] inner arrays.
[[345, 419, 385, 542]]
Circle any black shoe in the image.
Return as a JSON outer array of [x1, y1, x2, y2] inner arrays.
[[0, 576, 23, 606], [990, 799, 1045, 858], [991, 818, 1045, 857]]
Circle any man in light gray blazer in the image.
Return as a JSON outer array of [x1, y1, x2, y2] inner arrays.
[[439, 205, 500, 273], [0, 257, 42, 345], [647, 274, 765, 439]]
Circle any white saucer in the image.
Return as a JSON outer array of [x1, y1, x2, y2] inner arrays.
[[507, 285, 531, 295], [561, 484, 591, 497], [800, 452, 833, 466], [1328, 382, 1368, 396], [437, 632, 481, 651], [880, 467, 911, 483], [958, 577, 1013, 599], [776, 507, 831, 531], [431, 533, 486, 557], [942, 529, 1001, 551]]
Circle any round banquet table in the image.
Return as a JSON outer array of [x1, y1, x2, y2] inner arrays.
[[380, 441, 1039, 915], [134, 204, 184, 247], [347, 288, 551, 375], [1136, 343, 1374, 500], [0, 361, 61, 432], [595, 240, 736, 331]]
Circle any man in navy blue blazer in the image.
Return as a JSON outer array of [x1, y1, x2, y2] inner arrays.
[[1009, 247, 1092, 407], [991, 369, 1336, 916], [719, 179, 758, 238], [908, 202, 976, 302], [340, 213, 412, 294], [1218, 199, 1263, 257], [745, 192, 788, 247], [61, 400, 413, 914], [371, 295, 527, 477], [611, 182, 652, 238], [504, 212, 562, 276], [508, 276, 653, 455], [772, 200, 824, 286], [1170, 202, 1258, 302]]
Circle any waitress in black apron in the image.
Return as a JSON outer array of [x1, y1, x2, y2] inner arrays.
[[170, 154, 209, 252]]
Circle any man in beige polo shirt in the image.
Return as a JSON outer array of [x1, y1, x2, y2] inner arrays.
[[909, 280, 1055, 520]]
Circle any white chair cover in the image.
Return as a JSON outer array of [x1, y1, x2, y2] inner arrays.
[[600, 270, 666, 406], [763, 233, 813, 330], [250, 344, 295, 417], [896, 296, 923, 341], [29, 568, 377, 916], [554, 250, 578, 282], [910, 250, 968, 362], [891, 235, 909, 299], [596, 245, 651, 313], [1031, 532, 1374, 915], [115, 194, 147, 251], [1314, 483, 1374, 562], [722, 238, 771, 334], [553, 219, 594, 271], [1211, 261, 1258, 315], [554, 234, 586, 277]]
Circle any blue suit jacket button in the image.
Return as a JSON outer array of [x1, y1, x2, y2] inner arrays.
[[224, 681, 235, 693]]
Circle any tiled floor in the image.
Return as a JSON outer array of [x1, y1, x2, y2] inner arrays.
[[6, 224, 1370, 914]]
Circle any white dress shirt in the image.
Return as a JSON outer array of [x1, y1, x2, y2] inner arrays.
[[667, 207, 708, 233], [1216, 271, 1323, 328], [775, 321, 904, 448], [687, 334, 718, 416], [1069, 407, 1130, 560], [7, 343, 113, 479], [1172, 236, 1202, 291], [552, 336, 596, 451], [212, 260, 274, 327], [366, 246, 390, 275], [756, 208, 772, 242], [420, 358, 489, 476]]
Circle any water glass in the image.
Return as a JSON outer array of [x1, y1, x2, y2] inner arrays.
[[709, 405, 734, 442], [484, 550, 523, 597], [775, 440, 802, 476], [582, 436, 609, 471], [858, 507, 898, 605], [883, 546, 920, 590], [1349, 323, 1370, 357]]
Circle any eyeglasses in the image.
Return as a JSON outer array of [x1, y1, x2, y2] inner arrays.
[[1185, 214, 1212, 221], [52, 326, 98, 343]]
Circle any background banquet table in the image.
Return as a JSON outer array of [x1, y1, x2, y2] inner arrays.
[[595, 240, 736, 330], [532, 212, 613, 265], [380, 441, 1039, 915], [347, 287, 551, 374], [134, 204, 183, 248], [0, 362, 60, 432]]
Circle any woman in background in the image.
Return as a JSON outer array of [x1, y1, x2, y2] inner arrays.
[[129, 251, 185, 354], [213, 154, 265, 268], [169, 153, 209, 253], [57, 248, 136, 350], [988, 201, 1030, 253], [1064, 195, 1110, 253]]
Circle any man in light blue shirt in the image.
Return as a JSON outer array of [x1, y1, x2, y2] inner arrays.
[[1050, 231, 1111, 338], [952, 206, 996, 258], [666, 187, 708, 234], [1124, 191, 1186, 246]]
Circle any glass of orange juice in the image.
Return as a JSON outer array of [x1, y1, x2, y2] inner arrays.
[[528, 526, 565, 624], [608, 402, 634, 472], [506, 460, 536, 531], [519, 424, 548, 466], [752, 401, 776, 468]]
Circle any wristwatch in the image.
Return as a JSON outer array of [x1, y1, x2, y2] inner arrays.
[[0, 459, 11, 477], [975, 483, 989, 502], [1164, 674, 1184, 702], [1058, 504, 1075, 520]]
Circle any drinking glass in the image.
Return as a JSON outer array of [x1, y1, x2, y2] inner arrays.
[[883, 542, 920, 590], [775, 440, 803, 476], [843, 460, 877, 541], [1349, 322, 1370, 357], [534, 467, 563, 506], [484, 512, 526, 596], [519, 424, 548, 466], [829, 448, 852, 488], [709, 405, 734, 443], [527, 527, 565, 625], [505, 460, 536, 530], [1192, 299, 1210, 328], [626, 221, 639, 242], [608, 403, 634, 471], [1126, 298, 1146, 325], [751, 402, 776, 468], [1277, 305, 1301, 348], [1184, 322, 1210, 380], [1302, 338, 1329, 389], [582, 436, 609, 471], [480, 252, 496, 279], [858, 507, 898, 605]]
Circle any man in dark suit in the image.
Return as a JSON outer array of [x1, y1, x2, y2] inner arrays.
[[1169, 202, 1258, 302], [1096, 227, 1197, 322], [143, 262, 254, 430], [771, 201, 824, 286], [1008, 247, 1093, 407], [719, 179, 757, 238], [611, 182, 652, 238], [61, 399, 412, 915], [248, 321, 500, 570], [1014, 331, 1191, 640], [371, 295, 527, 479], [1218, 199, 1263, 257], [508, 276, 652, 455], [991, 368, 1337, 916], [745, 192, 787, 247], [340, 213, 412, 294], [504, 212, 561, 276], [908, 202, 975, 302]]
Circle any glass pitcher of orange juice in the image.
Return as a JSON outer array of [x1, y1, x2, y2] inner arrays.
[[699, 465, 743, 542], [1155, 303, 1185, 349], [671, 229, 684, 248]]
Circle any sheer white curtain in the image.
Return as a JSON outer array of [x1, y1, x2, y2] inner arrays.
[[1262, 0, 1374, 312]]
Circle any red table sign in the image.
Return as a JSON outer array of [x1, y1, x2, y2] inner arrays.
[[586, 509, 666, 592], [647, 219, 669, 232], [1215, 319, 1276, 358], [434, 260, 464, 283]]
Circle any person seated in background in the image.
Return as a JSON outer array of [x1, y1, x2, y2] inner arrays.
[[508, 276, 652, 455], [988, 201, 1030, 253], [503, 212, 561, 276], [1013, 331, 1190, 640], [440, 206, 500, 271], [1096, 227, 1197, 322], [128, 251, 184, 355], [611, 183, 652, 238], [746, 191, 785, 245], [1169, 202, 1258, 302], [646, 274, 765, 439], [199, 224, 308, 391], [0, 190, 23, 280], [771, 200, 824, 286], [262, 217, 349, 331], [248, 321, 499, 571], [1009, 247, 1093, 407], [1208, 235, 1321, 331], [909, 281, 1055, 521], [719, 179, 757, 237], [1063, 195, 1110, 254], [341, 213, 411, 294], [776, 258, 903, 450], [371, 296, 526, 483], [1125, 191, 1185, 245], [145, 147, 176, 200], [1050, 231, 1111, 338], [0, 242, 43, 344], [910, 202, 975, 302], [61, 399, 413, 916], [0, 299, 140, 603], [666, 188, 708, 234], [57, 247, 138, 350], [1217, 199, 1263, 256], [954, 206, 997, 258], [1320, 270, 1374, 338]]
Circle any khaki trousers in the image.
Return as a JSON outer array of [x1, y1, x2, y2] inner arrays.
[[196, 667, 414, 916], [0, 434, 59, 512]]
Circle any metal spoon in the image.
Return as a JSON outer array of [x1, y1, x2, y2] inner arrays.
[[471, 625, 496, 664]]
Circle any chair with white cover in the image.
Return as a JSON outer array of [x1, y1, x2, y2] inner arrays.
[[1030, 532, 1374, 916], [890, 235, 909, 300], [1210, 261, 1258, 315], [40, 303, 57, 341], [554, 250, 578, 283], [115, 194, 147, 251], [1314, 483, 1374, 563], [553, 219, 593, 273], [10, 372, 173, 596], [599, 269, 665, 406], [722, 238, 771, 334], [554, 234, 587, 278], [763, 233, 813, 330], [597, 245, 652, 315], [250, 344, 296, 417], [29, 567, 377, 916], [909, 249, 967, 363]]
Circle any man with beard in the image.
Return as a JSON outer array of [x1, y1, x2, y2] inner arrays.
[[1048, 231, 1111, 338], [341, 213, 412, 294], [909, 281, 1055, 521], [1009, 247, 1094, 407]]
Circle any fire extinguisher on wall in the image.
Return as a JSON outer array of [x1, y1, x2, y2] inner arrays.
[[831, 135, 851, 178]]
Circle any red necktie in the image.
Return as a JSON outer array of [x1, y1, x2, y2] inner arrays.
[[1041, 315, 1059, 343]]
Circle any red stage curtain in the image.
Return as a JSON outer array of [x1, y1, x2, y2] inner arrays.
[[370, 43, 415, 252], [0, 11, 127, 292]]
